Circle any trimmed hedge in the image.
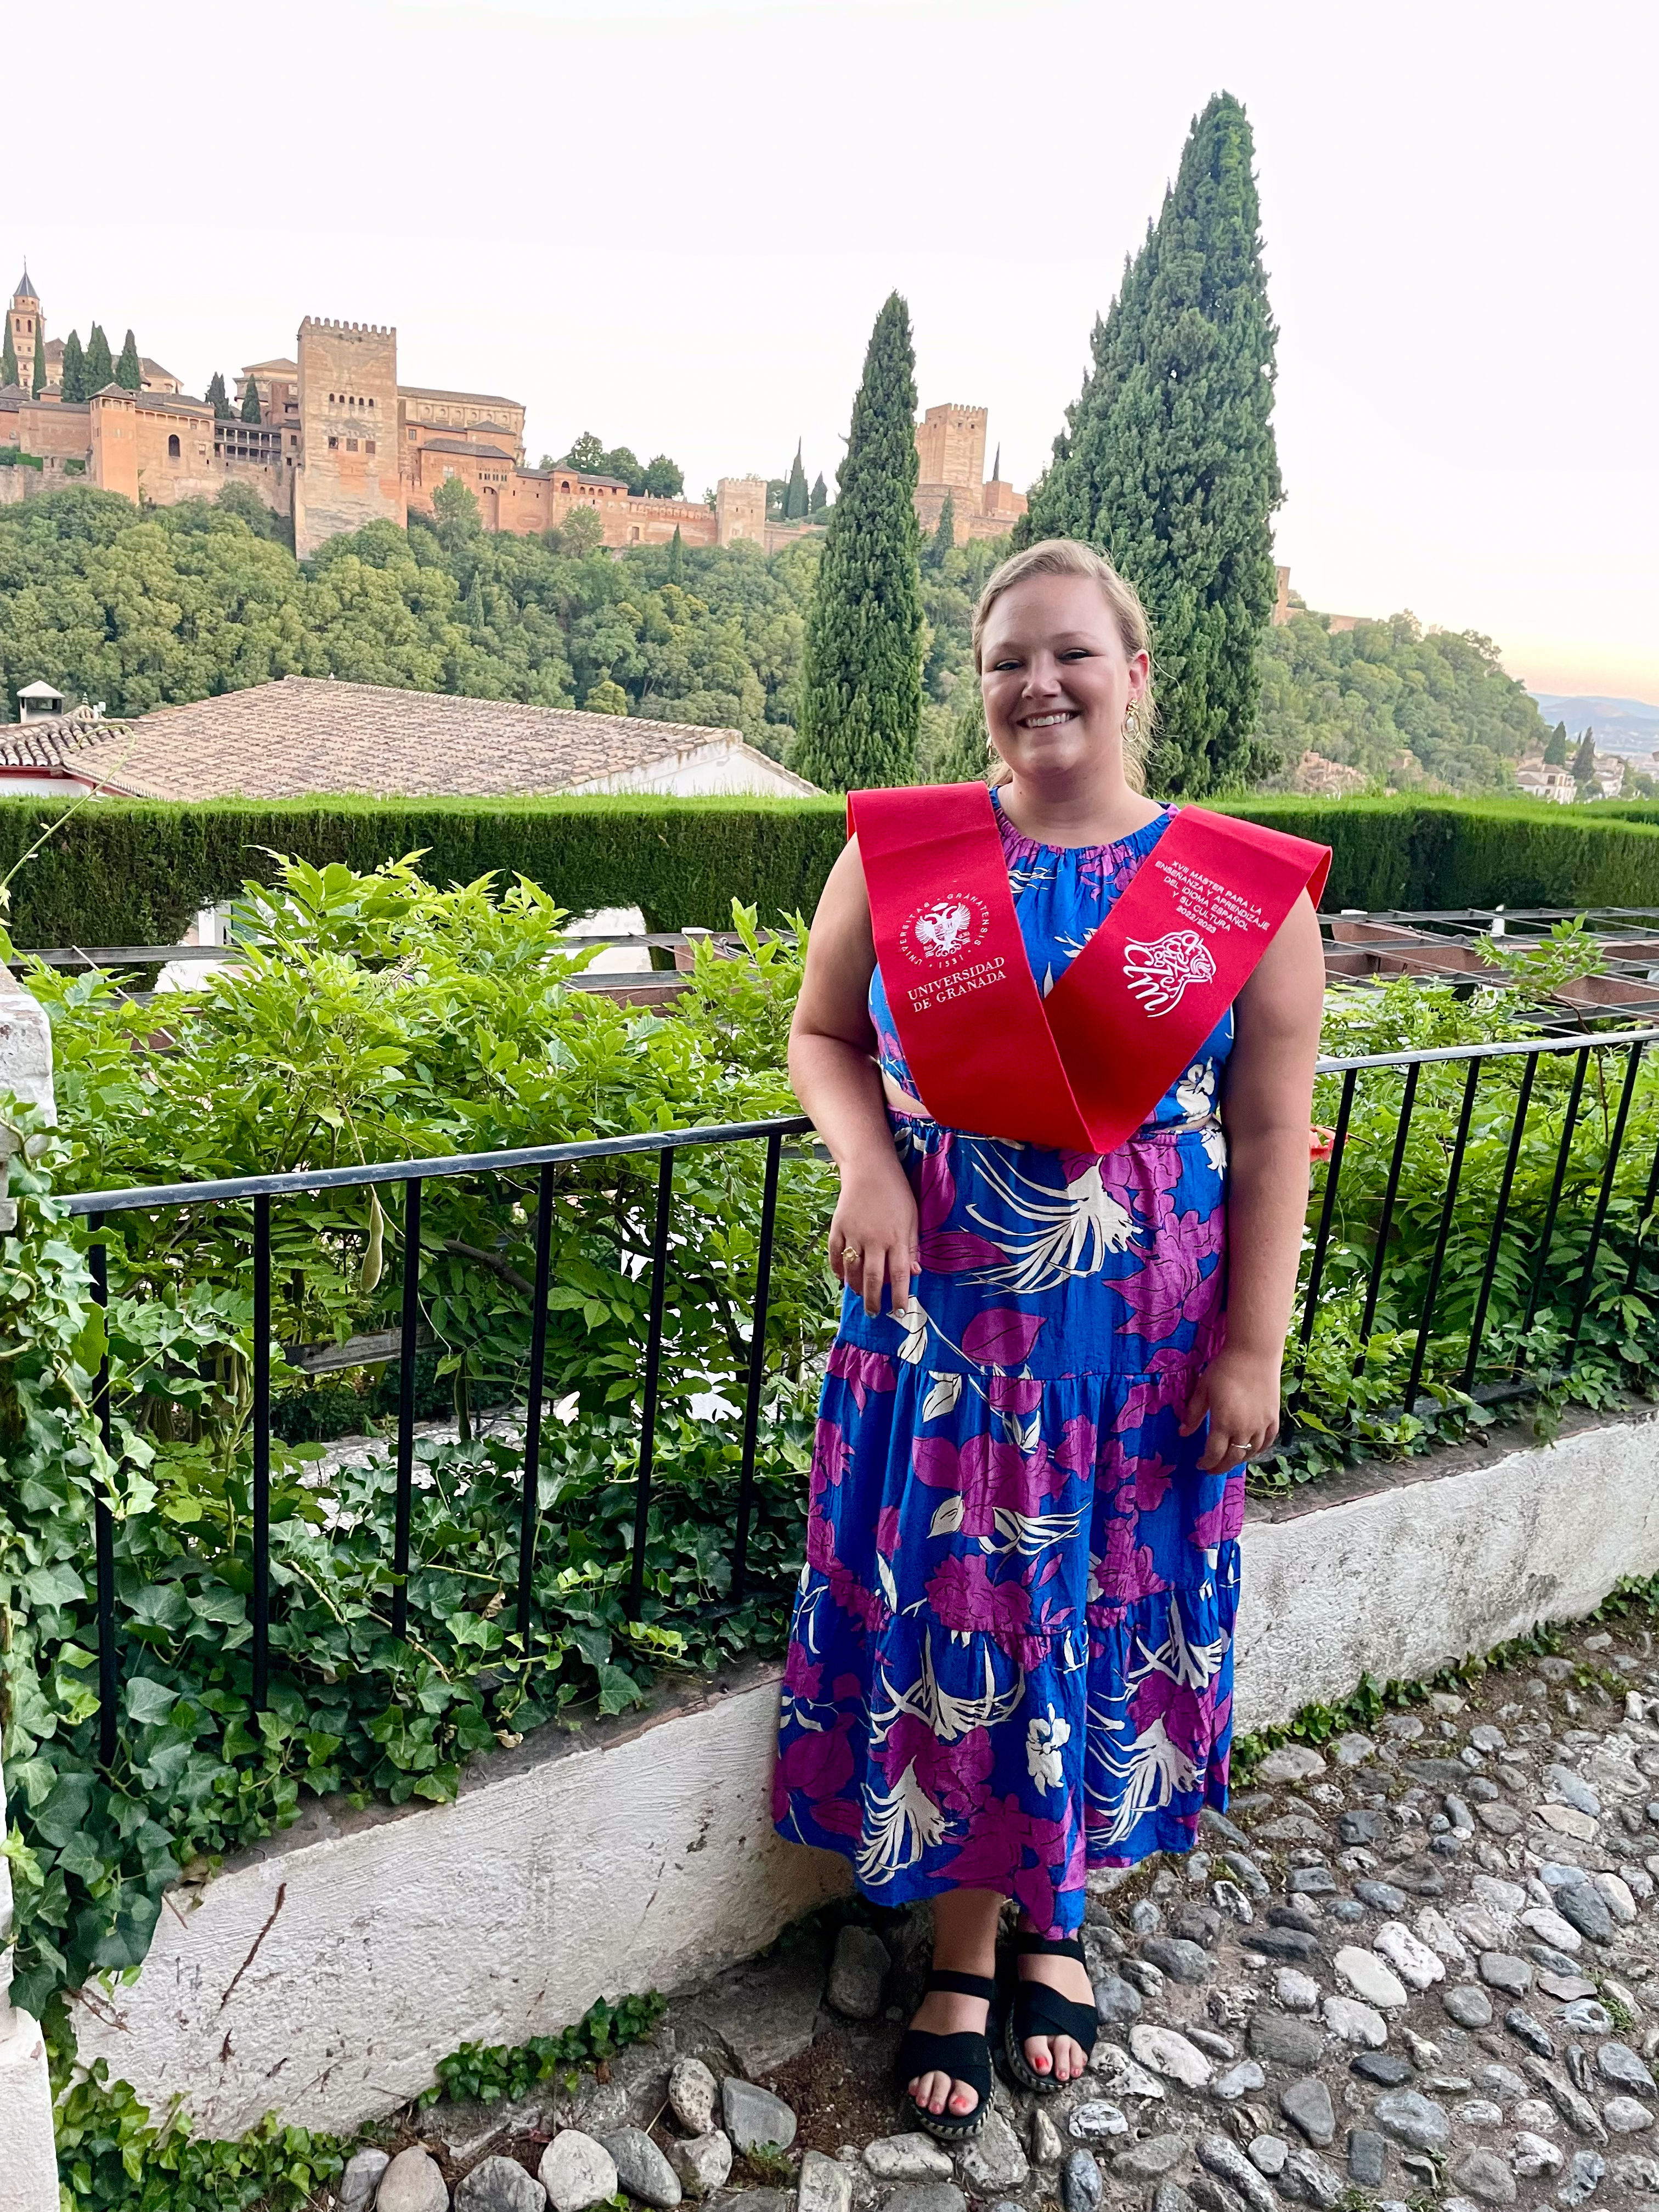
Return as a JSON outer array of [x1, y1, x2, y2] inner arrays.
[[5, 791, 1659, 949]]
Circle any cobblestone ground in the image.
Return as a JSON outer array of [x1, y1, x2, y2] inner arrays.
[[330, 1611, 1659, 2212]]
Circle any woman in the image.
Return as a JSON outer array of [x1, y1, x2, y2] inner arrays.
[[775, 539, 1326, 2138]]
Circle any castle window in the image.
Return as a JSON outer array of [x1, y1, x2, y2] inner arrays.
[[347, 438, 358, 452], [167, 434, 180, 459], [364, 440, 375, 455], [408, 428, 416, 441], [328, 436, 338, 450]]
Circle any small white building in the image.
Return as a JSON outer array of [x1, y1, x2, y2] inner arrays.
[[0, 676, 815, 801]]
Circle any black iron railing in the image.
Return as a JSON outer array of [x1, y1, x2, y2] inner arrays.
[[1289, 1025, 1659, 1424], [64, 1115, 810, 1767], [52, 1025, 1659, 1767]]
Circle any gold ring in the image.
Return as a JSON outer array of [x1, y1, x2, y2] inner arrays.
[[842, 1246, 860, 1265]]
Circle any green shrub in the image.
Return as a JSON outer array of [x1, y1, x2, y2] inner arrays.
[[7, 792, 1659, 951]]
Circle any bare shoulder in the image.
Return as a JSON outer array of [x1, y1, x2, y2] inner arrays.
[[1235, 890, 1324, 1043]]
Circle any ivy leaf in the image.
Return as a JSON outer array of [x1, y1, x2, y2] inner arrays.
[[125, 1676, 178, 1725]]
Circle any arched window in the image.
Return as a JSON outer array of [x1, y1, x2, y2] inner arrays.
[[167, 433, 180, 459]]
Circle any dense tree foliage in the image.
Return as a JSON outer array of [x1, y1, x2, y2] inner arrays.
[[548, 434, 684, 499], [1023, 92, 1281, 794], [1, 321, 16, 388], [0, 486, 819, 752], [793, 291, 924, 791], [115, 329, 143, 393], [240, 376, 261, 423], [84, 324, 112, 392], [30, 315, 46, 398], [1256, 612, 1555, 793], [59, 330, 86, 404], [204, 371, 232, 421], [785, 443, 809, 521], [810, 472, 828, 515]]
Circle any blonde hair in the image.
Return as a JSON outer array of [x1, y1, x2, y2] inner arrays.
[[971, 538, 1155, 792]]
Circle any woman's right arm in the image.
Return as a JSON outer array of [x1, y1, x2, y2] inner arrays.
[[789, 837, 920, 1318]]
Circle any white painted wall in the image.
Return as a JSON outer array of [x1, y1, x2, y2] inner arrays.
[[1233, 1406, 1659, 1733], [571, 736, 817, 798], [71, 1668, 847, 2141], [0, 1749, 60, 2211]]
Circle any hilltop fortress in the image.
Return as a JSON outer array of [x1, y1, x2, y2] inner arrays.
[[2, 269, 1021, 560]]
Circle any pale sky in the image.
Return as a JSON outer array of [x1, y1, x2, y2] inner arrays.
[[10, 0, 1656, 702]]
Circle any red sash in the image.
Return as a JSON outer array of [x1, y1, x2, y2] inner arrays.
[[849, 783, 1330, 1153]]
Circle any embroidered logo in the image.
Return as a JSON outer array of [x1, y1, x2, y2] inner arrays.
[[1122, 928, 1217, 1017], [901, 893, 990, 964]]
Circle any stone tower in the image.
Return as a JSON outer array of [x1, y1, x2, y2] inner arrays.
[[292, 317, 405, 558], [914, 404, 986, 492], [8, 268, 41, 391]]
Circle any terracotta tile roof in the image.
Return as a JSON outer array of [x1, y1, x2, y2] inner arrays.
[[69, 677, 817, 800], [0, 710, 132, 773], [421, 437, 515, 460]]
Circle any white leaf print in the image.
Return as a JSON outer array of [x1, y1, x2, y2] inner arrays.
[[893, 1299, 929, 1365], [856, 1759, 946, 1883], [998, 1410, 1025, 1447], [929, 1491, 966, 1537], [874, 1549, 900, 1613], [870, 1633, 1028, 1746], [1089, 1714, 1199, 1847], [922, 1370, 962, 1420], [989, 1504, 1086, 1558], [1022, 1411, 1042, 1451], [1201, 1124, 1228, 1173], [1041, 963, 1055, 998], [966, 1153, 1140, 1294]]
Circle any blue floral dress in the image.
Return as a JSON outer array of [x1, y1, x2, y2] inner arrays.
[[772, 796, 1244, 1938]]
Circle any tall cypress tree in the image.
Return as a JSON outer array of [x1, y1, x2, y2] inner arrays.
[[1572, 729, 1598, 788], [115, 329, 143, 392], [205, 370, 232, 421], [1, 321, 17, 390], [60, 330, 86, 403], [84, 324, 113, 391], [241, 377, 262, 424], [1544, 720, 1568, 768], [810, 472, 827, 514], [667, 525, 685, 583], [31, 317, 46, 396], [793, 292, 923, 792], [1023, 92, 1282, 793], [785, 441, 809, 520], [929, 491, 956, 567]]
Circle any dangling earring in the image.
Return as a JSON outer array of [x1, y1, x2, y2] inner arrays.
[[1124, 697, 1147, 748]]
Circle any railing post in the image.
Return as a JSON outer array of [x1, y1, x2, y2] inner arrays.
[[0, 977, 61, 2209]]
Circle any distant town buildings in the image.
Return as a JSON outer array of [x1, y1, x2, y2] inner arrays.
[[1, 268, 1028, 568]]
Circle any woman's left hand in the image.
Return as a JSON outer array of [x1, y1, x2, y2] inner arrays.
[[1178, 1346, 1284, 1472]]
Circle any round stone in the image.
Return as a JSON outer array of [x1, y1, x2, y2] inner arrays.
[[456, 2157, 549, 2212], [1374, 1921, 1445, 1990], [1598, 2042, 1657, 2098], [600, 2129, 684, 2209], [665, 2134, 733, 2202], [1092, 1974, 1142, 2026], [827, 1925, 890, 2019], [1511, 2098, 1560, 2135], [1593, 1872, 1638, 1926], [1520, 1906, 1582, 1953], [1280, 2078, 1336, 2148], [1130, 2025, 1214, 2088], [1212, 2061, 1267, 2101], [1030, 2109, 1065, 2167], [1371, 2089, 1451, 2152], [1246, 2012, 1324, 2069], [1061, 2149, 1104, 2212], [957, 2111, 1029, 2197], [1248, 2136, 1288, 2177], [1069, 2103, 1129, 2141], [1479, 1953, 1533, 1996], [1276, 1970, 1322, 2013], [342, 2151, 392, 2212], [1562, 2000, 1615, 2036], [1113, 2134, 1192, 2184], [1449, 2147, 1516, 2206], [1604, 2098, 1654, 2134], [1454, 2100, 1504, 2128], [1352, 2051, 1413, 2087], [378, 2150, 452, 2212], [720, 2080, 797, 2157], [1334, 1946, 1409, 2010], [669, 2058, 719, 2138], [1259, 1746, 1327, 1785], [1510, 2133, 1564, 2180], [1322, 1995, 1387, 2048], [1444, 1984, 1494, 2029], [864, 2138, 955, 2181]]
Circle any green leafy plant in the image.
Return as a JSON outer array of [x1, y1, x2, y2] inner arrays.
[[426, 1990, 668, 2106]]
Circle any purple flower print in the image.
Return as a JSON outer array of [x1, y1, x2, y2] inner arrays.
[[1135, 1455, 1173, 1514], [925, 1552, 1034, 1650], [988, 1374, 1044, 1414], [878, 1713, 996, 1816], [783, 1643, 822, 1700], [962, 1306, 1046, 1364], [912, 1432, 1070, 1536], [941, 1790, 1081, 1934], [1188, 1477, 1246, 1550], [809, 1415, 852, 1507], [773, 1711, 861, 1833], [922, 1228, 1008, 1274], [827, 1344, 898, 1414], [806, 1509, 893, 1634], [1130, 1663, 1213, 1770], [876, 1504, 901, 1557]]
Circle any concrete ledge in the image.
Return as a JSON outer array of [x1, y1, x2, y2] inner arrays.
[[70, 1403, 1659, 2140], [72, 1663, 848, 2140], [1233, 1398, 1659, 1731]]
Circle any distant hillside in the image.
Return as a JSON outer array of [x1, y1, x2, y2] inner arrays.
[[1530, 693, 1659, 755], [1255, 611, 1553, 794]]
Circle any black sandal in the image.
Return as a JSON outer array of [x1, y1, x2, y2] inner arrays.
[[1003, 1933, 1098, 2092], [895, 1968, 995, 2141]]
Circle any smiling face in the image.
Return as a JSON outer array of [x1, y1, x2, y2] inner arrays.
[[978, 572, 1150, 787]]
